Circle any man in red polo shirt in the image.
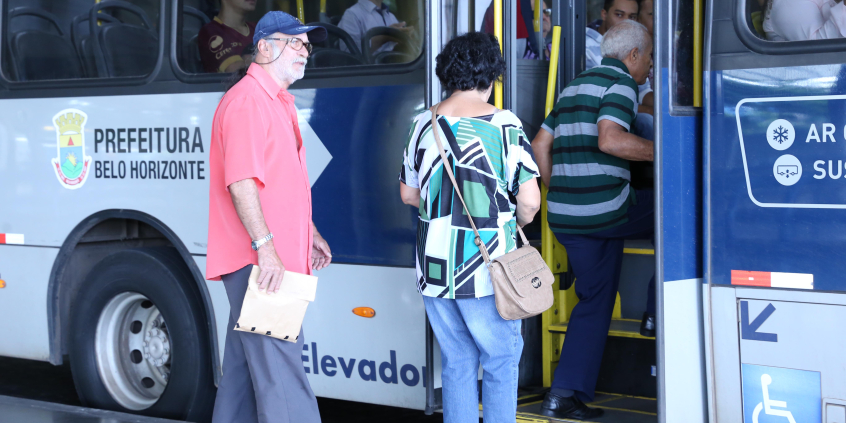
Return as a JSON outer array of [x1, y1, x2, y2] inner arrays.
[[206, 11, 329, 423], [198, 0, 257, 73]]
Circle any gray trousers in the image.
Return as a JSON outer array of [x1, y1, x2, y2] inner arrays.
[[212, 265, 321, 423]]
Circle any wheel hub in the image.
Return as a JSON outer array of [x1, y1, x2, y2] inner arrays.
[[143, 328, 170, 366], [95, 292, 172, 410]]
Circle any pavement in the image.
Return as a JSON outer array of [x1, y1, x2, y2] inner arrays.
[[0, 395, 182, 423], [0, 356, 448, 423]]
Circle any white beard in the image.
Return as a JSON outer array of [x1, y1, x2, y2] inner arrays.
[[271, 43, 307, 83]]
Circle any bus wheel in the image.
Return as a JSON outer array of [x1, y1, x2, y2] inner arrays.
[[69, 247, 214, 421]]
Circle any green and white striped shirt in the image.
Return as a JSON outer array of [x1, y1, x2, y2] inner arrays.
[[541, 58, 639, 234]]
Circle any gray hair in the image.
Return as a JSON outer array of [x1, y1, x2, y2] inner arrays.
[[600, 20, 651, 61]]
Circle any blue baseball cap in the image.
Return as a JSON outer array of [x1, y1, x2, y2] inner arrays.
[[253, 11, 327, 45]]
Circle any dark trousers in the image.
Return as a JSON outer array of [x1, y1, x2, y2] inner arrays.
[[212, 265, 321, 423], [550, 189, 655, 402]]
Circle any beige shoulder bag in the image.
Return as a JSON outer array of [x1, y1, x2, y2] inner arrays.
[[429, 105, 553, 320]]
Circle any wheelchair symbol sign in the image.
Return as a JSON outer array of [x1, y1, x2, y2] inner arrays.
[[742, 364, 821, 423]]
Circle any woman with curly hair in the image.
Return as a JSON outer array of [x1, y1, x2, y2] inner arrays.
[[398, 31, 541, 422]]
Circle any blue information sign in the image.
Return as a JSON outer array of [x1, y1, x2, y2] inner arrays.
[[737, 95, 846, 208], [741, 364, 821, 423]]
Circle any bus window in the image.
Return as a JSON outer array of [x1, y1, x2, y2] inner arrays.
[[178, 0, 423, 74], [671, 0, 694, 108], [2, 0, 162, 81]]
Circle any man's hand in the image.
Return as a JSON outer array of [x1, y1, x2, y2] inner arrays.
[[312, 227, 332, 271], [257, 243, 286, 293], [390, 21, 414, 33]]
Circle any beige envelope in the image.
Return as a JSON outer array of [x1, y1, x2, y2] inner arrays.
[[234, 265, 318, 343]]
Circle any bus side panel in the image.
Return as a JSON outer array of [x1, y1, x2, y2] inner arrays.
[[301, 264, 426, 409], [296, 85, 422, 268], [192, 256, 230, 366], [0, 246, 57, 361], [659, 67, 708, 422], [709, 65, 846, 291]]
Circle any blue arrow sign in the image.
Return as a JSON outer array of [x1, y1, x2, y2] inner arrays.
[[740, 301, 778, 342]]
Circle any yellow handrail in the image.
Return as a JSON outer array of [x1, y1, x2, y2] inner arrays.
[[541, 26, 561, 269], [545, 26, 561, 115], [297, 0, 305, 23], [320, 0, 326, 14], [494, 0, 503, 109], [541, 25, 561, 388], [693, 0, 703, 107]]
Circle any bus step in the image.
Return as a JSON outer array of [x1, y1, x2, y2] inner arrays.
[[516, 391, 656, 423], [548, 319, 655, 340], [623, 239, 654, 256]]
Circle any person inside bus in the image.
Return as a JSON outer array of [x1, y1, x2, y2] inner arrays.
[[338, 0, 414, 55], [585, 0, 653, 139], [399, 32, 541, 423], [481, 0, 552, 59], [531, 20, 653, 419], [586, 0, 639, 70], [637, 0, 654, 113], [198, 0, 257, 73], [524, 0, 553, 59], [762, 0, 846, 41], [206, 10, 331, 423]]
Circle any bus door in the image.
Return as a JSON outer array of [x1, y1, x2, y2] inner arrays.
[[706, 0, 846, 421], [518, 0, 714, 421]]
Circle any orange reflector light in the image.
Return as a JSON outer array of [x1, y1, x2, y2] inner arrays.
[[352, 307, 375, 318], [0, 280, 5, 288]]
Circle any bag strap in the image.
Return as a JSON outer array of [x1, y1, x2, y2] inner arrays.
[[429, 104, 530, 265]]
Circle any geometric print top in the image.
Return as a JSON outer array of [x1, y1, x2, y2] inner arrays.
[[399, 109, 540, 299]]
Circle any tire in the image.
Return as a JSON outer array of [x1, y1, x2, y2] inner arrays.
[[69, 247, 215, 422]]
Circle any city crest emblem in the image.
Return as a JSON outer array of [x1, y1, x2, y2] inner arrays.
[[51, 109, 92, 189]]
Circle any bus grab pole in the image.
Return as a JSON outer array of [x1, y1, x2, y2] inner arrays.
[[297, 0, 305, 24], [494, 0, 503, 109], [540, 25, 561, 387], [534, 0, 542, 58], [541, 25, 561, 270]]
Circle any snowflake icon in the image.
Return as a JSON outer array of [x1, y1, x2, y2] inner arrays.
[[766, 119, 795, 151], [772, 125, 789, 144]]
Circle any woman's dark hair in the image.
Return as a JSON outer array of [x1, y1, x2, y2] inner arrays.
[[435, 32, 506, 92]]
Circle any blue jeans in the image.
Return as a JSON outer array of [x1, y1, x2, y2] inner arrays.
[[423, 295, 523, 423], [550, 189, 655, 402]]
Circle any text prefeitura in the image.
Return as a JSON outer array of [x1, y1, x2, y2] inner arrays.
[[93, 127, 206, 181], [94, 127, 203, 154]]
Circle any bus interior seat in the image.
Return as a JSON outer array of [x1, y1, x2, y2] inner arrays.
[[307, 22, 366, 67], [372, 51, 415, 64], [88, 0, 158, 78], [361, 26, 411, 64], [181, 6, 210, 74], [6, 7, 84, 81], [71, 13, 120, 78], [309, 47, 365, 68]]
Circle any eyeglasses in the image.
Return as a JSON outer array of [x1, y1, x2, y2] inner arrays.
[[543, 8, 552, 16], [264, 37, 313, 54]]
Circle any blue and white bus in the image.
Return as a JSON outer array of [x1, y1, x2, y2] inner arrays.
[[1, 0, 843, 421]]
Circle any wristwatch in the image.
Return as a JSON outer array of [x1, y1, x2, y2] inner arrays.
[[251, 233, 273, 251]]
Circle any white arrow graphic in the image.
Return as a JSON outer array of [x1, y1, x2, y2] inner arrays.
[[297, 108, 333, 187]]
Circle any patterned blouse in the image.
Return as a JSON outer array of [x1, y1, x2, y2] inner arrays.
[[399, 110, 540, 299]]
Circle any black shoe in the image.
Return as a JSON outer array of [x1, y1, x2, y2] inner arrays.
[[539, 392, 604, 420], [640, 312, 656, 337]]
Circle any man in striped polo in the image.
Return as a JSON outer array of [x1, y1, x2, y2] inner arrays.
[[532, 20, 653, 420]]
